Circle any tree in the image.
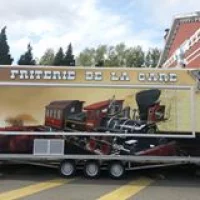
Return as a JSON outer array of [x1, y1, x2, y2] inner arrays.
[[145, 48, 161, 68], [18, 43, 36, 65], [76, 46, 107, 67], [53, 47, 65, 66], [0, 26, 13, 65], [77, 44, 146, 67], [125, 46, 145, 67], [95, 45, 107, 66], [104, 46, 119, 67], [63, 43, 75, 66], [77, 48, 96, 66], [115, 43, 126, 66], [39, 48, 55, 66]]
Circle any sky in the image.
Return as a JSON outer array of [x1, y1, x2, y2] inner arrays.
[[0, 0, 200, 62]]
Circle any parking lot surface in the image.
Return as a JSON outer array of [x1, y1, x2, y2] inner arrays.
[[0, 164, 200, 200]]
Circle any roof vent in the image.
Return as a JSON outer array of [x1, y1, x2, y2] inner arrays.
[[164, 29, 170, 40]]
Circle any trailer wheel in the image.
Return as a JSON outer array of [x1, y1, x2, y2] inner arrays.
[[84, 160, 100, 179], [108, 161, 125, 179], [60, 160, 76, 177]]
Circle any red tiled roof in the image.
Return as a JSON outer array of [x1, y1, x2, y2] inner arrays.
[[46, 100, 84, 109]]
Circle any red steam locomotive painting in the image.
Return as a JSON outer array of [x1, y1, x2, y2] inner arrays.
[[0, 89, 178, 157]]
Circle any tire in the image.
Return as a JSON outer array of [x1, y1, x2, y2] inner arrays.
[[108, 161, 125, 179], [84, 160, 100, 179], [60, 160, 76, 177]]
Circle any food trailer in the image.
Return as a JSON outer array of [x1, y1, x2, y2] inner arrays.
[[0, 66, 200, 179]]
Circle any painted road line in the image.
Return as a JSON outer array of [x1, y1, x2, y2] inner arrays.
[[97, 177, 154, 200], [0, 178, 73, 200]]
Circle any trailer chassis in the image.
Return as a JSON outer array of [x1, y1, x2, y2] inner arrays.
[[0, 131, 199, 179]]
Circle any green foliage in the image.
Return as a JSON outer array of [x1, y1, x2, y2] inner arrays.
[[63, 43, 75, 66], [43, 44, 76, 66], [77, 43, 145, 67], [53, 47, 65, 66], [77, 44, 161, 68], [104, 46, 120, 67], [18, 43, 36, 65], [77, 48, 96, 66], [145, 48, 161, 68], [125, 46, 145, 67], [95, 45, 107, 66], [39, 48, 55, 66], [0, 26, 13, 65]]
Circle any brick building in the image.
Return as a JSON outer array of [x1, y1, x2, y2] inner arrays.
[[158, 12, 200, 68]]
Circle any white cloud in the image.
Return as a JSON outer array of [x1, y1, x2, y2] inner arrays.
[[0, 0, 199, 62], [1, 0, 157, 62], [138, 0, 200, 27]]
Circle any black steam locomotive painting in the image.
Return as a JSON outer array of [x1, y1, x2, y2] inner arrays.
[[45, 89, 165, 133], [44, 89, 168, 155], [0, 89, 180, 157]]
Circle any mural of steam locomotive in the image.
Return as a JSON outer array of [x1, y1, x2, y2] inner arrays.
[[45, 89, 165, 133], [0, 89, 176, 156], [44, 89, 168, 155]]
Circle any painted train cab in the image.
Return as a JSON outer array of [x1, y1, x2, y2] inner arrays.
[[45, 100, 84, 130]]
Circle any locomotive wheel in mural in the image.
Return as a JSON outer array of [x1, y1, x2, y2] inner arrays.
[[145, 125, 157, 134]]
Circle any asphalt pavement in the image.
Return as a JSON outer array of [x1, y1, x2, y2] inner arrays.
[[0, 164, 200, 200]]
